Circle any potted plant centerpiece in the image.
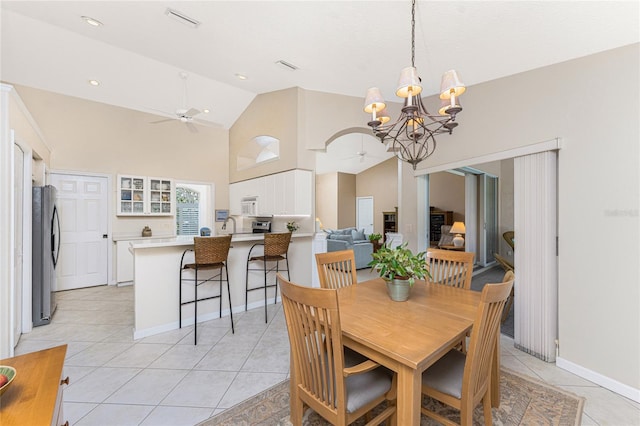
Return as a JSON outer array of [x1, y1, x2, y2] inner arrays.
[[286, 221, 299, 233], [368, 243, 430, 301]]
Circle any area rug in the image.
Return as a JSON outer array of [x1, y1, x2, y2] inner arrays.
[[198, 368, 584, 425]]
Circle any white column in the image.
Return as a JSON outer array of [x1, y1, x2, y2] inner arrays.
[[514, 151, 558, 362], [464, 174, 478, 260]]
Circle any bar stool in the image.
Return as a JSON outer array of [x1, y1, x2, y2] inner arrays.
[[179, 235, 234, 344], [245, 232, 291, 323]]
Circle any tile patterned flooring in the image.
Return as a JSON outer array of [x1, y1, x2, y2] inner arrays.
[[15, 278, 640, 425]]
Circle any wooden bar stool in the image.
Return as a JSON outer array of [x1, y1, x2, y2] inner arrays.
[[245, 232, 291, 323], [179, 235, 234, 344]]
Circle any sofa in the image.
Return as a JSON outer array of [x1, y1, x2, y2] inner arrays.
[[325, 227, 374, 269]]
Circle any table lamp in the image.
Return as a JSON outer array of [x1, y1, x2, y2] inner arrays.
[[450, 221, 466, 247]]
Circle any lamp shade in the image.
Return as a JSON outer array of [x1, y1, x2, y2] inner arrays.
[[396, 67, 423, 98], [450, 221, 466, 235], [438, 97, 463, 116], [439, 70, 466, 99], [364, 87, 386, 114], [377, 108, 391, 124]]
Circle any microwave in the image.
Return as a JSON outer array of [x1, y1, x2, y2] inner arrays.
[[241, 196, 258, 216]]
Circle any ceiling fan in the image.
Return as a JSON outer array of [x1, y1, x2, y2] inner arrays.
[[342, 135, 379, 163], [149, 72, 211, 133]]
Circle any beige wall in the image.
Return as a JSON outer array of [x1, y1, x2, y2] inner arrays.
[[356, 157, 398, 235], [337, 173, 356, 229], [12, 84, 231, 239], [429, 172, 465, 223], [408, 45, 638, 391], [315, 173, 338, 230]]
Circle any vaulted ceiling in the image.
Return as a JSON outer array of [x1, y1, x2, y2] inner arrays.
[[1, 1, 638, 173]]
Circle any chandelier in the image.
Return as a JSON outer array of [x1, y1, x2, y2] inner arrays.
[[363, 0, 466, 170]]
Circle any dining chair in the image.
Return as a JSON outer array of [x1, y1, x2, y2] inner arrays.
[[179, 235, 234, 345], [503, 231, 515, 251], [426, 248, 475, 290], [315, 249, 358, 289], [278, 274, 397, 426], [420, 274, 515, 426], [245, 232, 291, 323]]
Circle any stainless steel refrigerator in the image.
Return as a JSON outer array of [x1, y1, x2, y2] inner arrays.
[[32, 185, 60, 326]]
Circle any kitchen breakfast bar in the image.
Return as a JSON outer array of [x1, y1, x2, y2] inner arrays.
[[129, 233, 313, 339]]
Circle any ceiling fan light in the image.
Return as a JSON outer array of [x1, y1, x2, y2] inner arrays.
[[439, 69, 466, 99], [396, 67, 422, 98], [364, 87, 386, 114], [81, 16, 103, 27]]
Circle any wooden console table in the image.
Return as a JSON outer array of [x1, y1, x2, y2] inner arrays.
[[0, 345, 69, 426]]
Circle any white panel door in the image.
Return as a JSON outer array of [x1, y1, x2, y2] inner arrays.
[[50, 173, 108, 290], [356, 196, 374, 234]]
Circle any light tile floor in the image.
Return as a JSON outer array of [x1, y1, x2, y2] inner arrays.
[[15, 279, 640, 425]]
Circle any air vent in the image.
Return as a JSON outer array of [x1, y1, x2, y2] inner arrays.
[[165, 8, 200, 28], [275, 60, 299, 71]]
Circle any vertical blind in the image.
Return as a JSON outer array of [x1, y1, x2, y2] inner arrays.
[[514, 151, 558, 362]]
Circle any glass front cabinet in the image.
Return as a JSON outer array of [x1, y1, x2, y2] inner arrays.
[[117, 175, 174, 216]]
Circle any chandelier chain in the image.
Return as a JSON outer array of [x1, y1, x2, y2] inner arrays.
[[411, 0, 416, 68]]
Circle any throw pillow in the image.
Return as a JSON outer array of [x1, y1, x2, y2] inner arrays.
[[351, 229, 366, 242], [332, 234, 354, 245]]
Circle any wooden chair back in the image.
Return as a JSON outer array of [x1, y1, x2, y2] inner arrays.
[[278, 275, 347, 421], [264, 232, 292, 257], [493, 252, 514, 272], [503, 231, 515, 250], [463, 276, 514, 409], [278, 274, 396, 425], [426, 248, 475, 289], [315, 250, 358, 289], [193, 236, 232, 265]]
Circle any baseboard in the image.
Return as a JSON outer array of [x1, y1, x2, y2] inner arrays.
[[556, 356, 640, 403]]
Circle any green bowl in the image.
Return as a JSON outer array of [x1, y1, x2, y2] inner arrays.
[[0, 365, 16, 396]]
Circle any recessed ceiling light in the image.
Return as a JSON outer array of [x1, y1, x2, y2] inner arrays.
[[235, 74, 248, 80], [81, 16, 103, 27], [88, 80, 100, 86]]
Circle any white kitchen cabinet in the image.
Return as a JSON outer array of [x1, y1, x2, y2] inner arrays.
[[229, 169, 312, 216], [117, 175, 174, 216], [277, 169, 312, 216]]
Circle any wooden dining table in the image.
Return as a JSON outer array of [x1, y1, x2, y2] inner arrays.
[[335, 278, 500, 426]]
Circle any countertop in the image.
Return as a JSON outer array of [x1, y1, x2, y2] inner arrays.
[[129, 232, 314, 249]]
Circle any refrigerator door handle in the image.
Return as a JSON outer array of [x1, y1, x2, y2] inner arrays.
[[51, 205, 61, 268]]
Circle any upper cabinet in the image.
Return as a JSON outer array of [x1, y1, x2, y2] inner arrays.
[[229, 169, 312, 216], [117, 175, 174, 216]]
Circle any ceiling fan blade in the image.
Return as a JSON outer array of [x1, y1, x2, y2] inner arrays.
[[185, 122, 199, 133], [150, 118, 174, 124], [184, 107, 201, 117], [192, 118, 224, 128]]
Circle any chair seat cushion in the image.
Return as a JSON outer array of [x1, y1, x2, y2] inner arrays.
[[422, 349, 466, 399], [345, 363, 392, 414]]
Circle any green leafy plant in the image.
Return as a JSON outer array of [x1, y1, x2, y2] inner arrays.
[[368, 242, 429, 285], [368, 233, 382, 242], [286, 221, 299, 232]]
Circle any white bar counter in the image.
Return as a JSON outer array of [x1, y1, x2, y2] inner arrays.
[[129, 233, 313, 339]]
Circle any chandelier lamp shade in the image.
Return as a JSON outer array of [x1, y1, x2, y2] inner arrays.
[[363, 0, 466, 170]]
